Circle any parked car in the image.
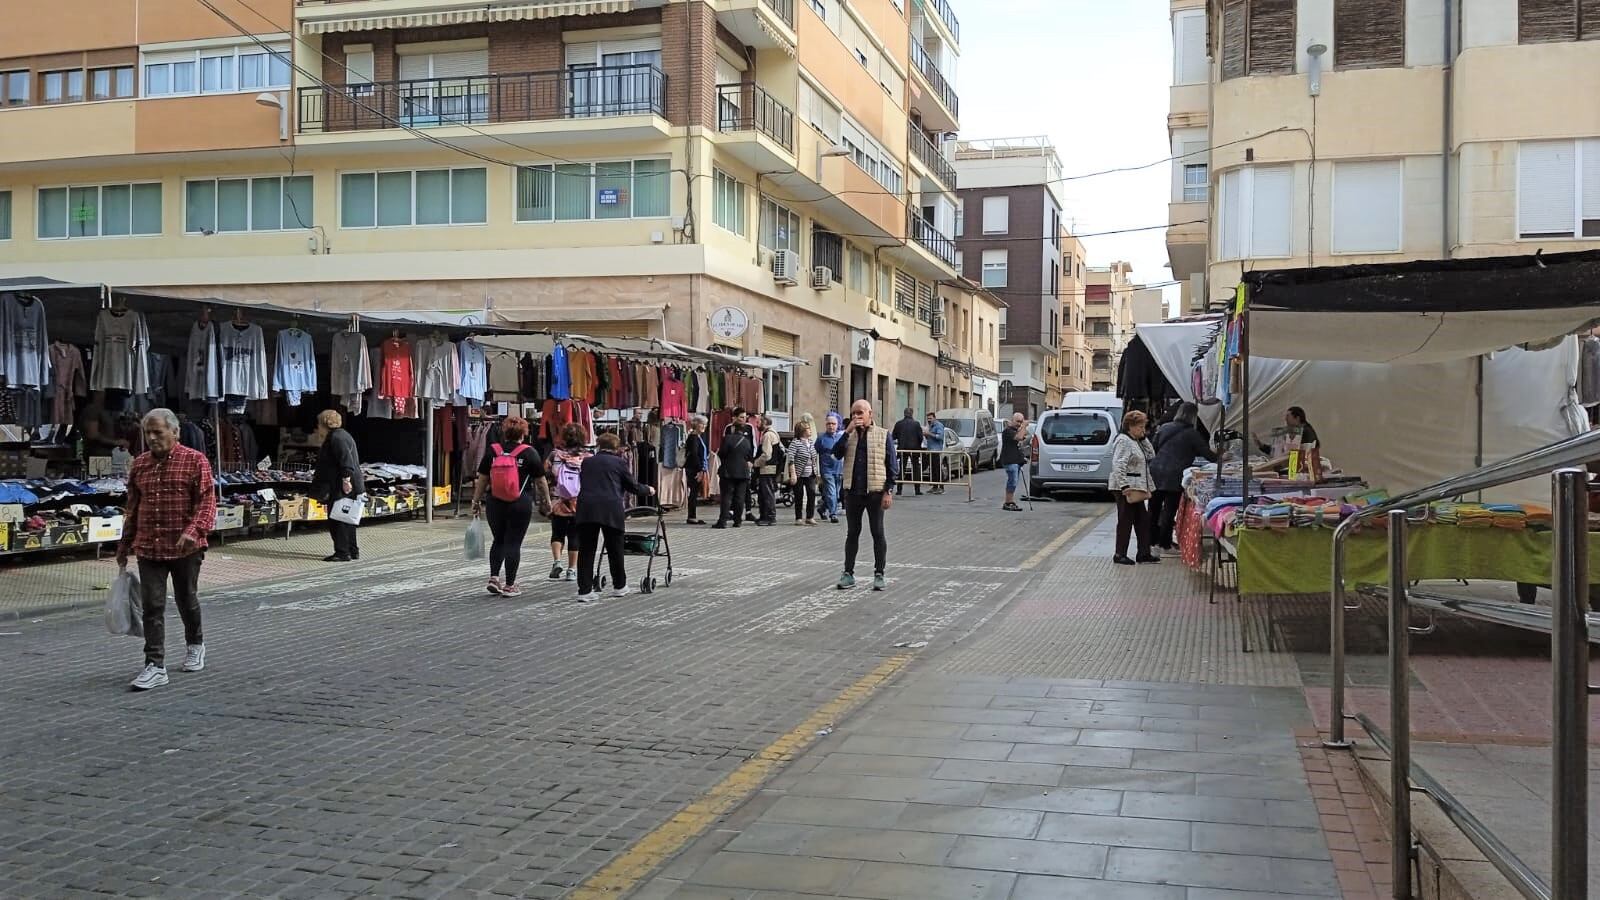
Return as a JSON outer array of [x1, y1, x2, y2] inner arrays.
[[935, 408, 1000, 471], [1029, 408, 1119, 494]]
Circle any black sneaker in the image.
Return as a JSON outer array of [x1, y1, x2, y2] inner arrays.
[[549, 563, 565, 580], [323, 554, 351, 562]]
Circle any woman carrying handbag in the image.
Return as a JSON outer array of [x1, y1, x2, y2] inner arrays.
[[1109, 409, 1159, 566]]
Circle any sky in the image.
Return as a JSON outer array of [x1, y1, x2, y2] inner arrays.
[[957, 0, 1176, 300]]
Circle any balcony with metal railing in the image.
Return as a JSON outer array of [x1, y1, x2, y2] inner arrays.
[[908, 208, 957, 268], [761, 0, 795, 27], [716, 83, 793, 152], [912, 0, 960, 44], [908, 124, 956, 191], [909, 42, 959, 129], [296, 64, 666, 134]]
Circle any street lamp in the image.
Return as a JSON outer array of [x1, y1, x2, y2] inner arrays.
[[255, 91, 289, 141], [1306, 42, 1327, 97]]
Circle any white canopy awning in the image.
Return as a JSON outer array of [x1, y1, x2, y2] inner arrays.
[[300, 0, 634, 34]]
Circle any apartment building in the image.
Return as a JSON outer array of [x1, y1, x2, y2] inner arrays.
[[0, 0, 996, 427], [1084, 261, 1135, 392], [952, 136, 1067, 418], [1059, 229, 1091, 394], [1168, 0, 1600, 313]]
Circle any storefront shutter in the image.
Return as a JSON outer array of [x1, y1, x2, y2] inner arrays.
[[1246, 0, 1296, 75], [1335, 0, 1405, 68], [761, 328, 797, 358]]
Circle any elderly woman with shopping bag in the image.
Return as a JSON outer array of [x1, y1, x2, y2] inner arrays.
[[1109, 409, 1159, 567]]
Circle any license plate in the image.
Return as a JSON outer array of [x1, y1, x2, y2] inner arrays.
[[1056, 462, 1096, 473]]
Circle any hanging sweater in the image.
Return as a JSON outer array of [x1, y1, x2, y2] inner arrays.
[[1, 294, 50, 388], [91, 309, 150, 393], [272, 328, 318, 406], [218, 322, 270, 400]]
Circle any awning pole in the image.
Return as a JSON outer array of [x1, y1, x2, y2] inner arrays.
[[1240, 302, 1252, 503], [424, 402, 435, 525], [1475, 354, 1485, 501]]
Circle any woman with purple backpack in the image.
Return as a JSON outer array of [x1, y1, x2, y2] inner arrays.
[[470, 415, 550, 597], [545, 423, 591, 582]]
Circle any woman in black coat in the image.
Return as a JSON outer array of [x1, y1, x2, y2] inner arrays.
[[1149, 402, 1216, 550], [575, 432, 655, 600], [313, 409, 366, 563]]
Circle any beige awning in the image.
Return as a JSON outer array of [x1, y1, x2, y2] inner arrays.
[[300, 0, 634, 35], [489, 304, 663, 324]]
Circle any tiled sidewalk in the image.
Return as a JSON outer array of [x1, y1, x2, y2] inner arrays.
[[636, 516, 1355, 899]]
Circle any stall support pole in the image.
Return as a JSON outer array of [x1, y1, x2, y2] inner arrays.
[[211, 402, 224, 475], [1551, 468, 1589, 899], [1388, 508, 1414, 900], [424, 402, 435, 525], [1239, 307, 1251, 500]]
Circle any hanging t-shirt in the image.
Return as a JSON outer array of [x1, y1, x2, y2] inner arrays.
[[48, 342, 85, 426], [381, 337, 414, 415], [91, 308, 151, 393], [550, 344, 572, 401], [0, 294, 50, 388], [413, 336, 457, 401], [458, 339, 488, 402], [185, 321, 219, 401], [218, 322, 270, 400], [272, 328, 318, 406], [330, 332, 371, 400]]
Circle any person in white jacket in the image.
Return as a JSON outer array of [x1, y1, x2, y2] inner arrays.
[[1109, 409, 1158, 566]]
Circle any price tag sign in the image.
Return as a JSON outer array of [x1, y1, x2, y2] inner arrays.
[[258, 488, 277, 502], [88, 456, 113, 476], [0, 504, 23, 524]]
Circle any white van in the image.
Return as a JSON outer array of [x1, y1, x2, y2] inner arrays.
[[935, 408, 1000, 470]]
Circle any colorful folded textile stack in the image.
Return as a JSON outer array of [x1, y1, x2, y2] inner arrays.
[[1238, 496, 1353, 530]]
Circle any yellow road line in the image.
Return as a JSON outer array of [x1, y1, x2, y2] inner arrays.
[[1021, 514, 1100, 570], [568, 653, 915, 899]]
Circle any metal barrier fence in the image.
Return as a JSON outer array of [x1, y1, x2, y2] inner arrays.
[[894, 449, 974, 502], [1325, 433, 1600, 899]]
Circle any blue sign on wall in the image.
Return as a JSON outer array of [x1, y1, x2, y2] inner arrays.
[[598, 188, 621, 205]]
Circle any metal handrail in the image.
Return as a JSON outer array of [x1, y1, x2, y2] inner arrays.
[[907, 208, 956, 267], [760, 0, 795, 28], [1328, 427, 1600, 745], [909, 42, 959, 119], [1328, 461, 1593, 899], [1354, 585, 1600, 642]]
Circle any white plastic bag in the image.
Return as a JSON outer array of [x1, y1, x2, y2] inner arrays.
[[464, 518, 486, 561], [330, 495, 365, 525], [105, 568, 143, 637]]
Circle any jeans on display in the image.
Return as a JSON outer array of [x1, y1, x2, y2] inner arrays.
[[139, 551, 205, 668]]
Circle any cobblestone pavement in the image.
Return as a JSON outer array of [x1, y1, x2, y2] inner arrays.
[[0, 471, 1097, 899], [644, 514, 1353, 900], [0, 514, 473, 621]]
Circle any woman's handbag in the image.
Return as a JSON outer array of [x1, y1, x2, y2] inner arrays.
[[1123, 488, 1151, 504], [330, 495, 366, 525]]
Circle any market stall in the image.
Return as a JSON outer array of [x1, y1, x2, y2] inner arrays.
[[0, 278, 526, 557], [1121, 249, 1600, 645]]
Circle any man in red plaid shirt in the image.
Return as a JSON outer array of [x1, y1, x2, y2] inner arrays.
[[117, 408, 217, 691]]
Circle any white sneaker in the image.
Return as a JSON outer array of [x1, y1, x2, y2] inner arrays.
[[130, 664, 168, 691], [180, 644, 206, 673], [611, 586, 632, 599], [576, 592, 595, 603], [563, 567, 577, 582]]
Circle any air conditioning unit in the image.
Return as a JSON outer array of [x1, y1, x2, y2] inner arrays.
[[812, 266, 834, 290], [819, 353, 842, 380], [930, 314, 947, 338], [772, 249, 800, 286]]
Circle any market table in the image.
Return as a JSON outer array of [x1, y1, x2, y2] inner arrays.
[[1233, 524, 1600, 595]]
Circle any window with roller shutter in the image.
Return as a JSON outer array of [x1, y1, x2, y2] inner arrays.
[[1336, 0, 1405, 68], [1220, 0, 1295, 78], [1519, 0, 1600, 41], [1518, 139, 1600, 239]]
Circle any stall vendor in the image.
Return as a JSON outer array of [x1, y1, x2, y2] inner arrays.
[[1254, 406, 1321, 480]]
